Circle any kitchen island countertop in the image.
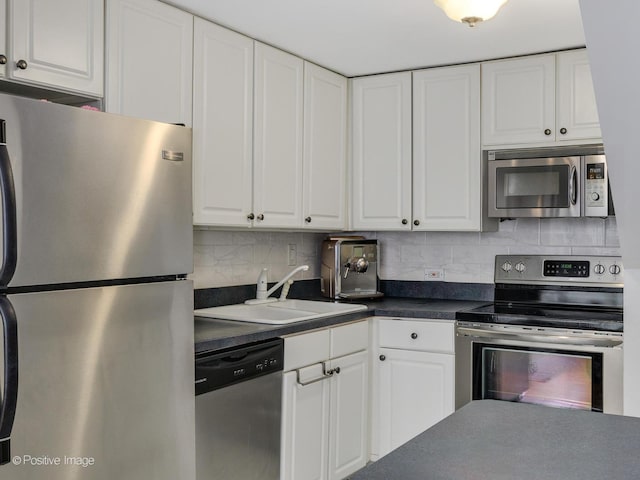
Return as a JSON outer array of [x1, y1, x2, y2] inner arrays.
[[195, 297, 489, 353], [348, 400, 640, 480]]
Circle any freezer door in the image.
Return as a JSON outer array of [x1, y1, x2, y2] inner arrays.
[[0, 280, 195, 480], [0, 93, 192, 287]]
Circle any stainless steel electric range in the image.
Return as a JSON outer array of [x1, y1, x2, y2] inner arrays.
[[455, 255, 623, 414]]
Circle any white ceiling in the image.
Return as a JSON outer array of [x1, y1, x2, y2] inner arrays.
[[164, 0, 586, 77]]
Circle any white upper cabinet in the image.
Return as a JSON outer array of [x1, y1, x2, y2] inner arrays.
[[253, 42, 304, 228], [482, 49, 601, 146], [191, 28, 347, 230], [556, 49, 602, 141], [7, 0, 103, 96], [351, 72, 412, 230], [412, 64, 482, 231], [303, 62, 347, 230], [0, 0, 5, 79], [482, 54, 556, 146], [106, 0, 193, 126], [192, 19, 254, 226]]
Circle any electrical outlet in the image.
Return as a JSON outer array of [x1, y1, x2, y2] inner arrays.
[[287, 244, 297, 266], [425, 268, 444, 281]]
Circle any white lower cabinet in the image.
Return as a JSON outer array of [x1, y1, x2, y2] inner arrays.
[[371, 318, 455, 459], [281, 321, 369, 480]]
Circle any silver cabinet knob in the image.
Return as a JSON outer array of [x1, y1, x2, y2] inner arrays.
[[379, 355, 386, 361], [402, 219, 408, 225], [410, 332, 418, 339], [247, 213, 255, 220], [256, 214, 264, 221], [305, 216, 311, 223], [560, 127, 567, 135], [16, 59, 27, 70], [0, 55, 6, 65], [544, 129, 552, 136], [413, 219, 420, 226]]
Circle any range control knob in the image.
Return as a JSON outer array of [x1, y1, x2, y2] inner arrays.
[[609, 264, 621, 275], [591, 192, 601, 201], [501, 261, 513, 272], [594, 264, 606, 275], [515, 262, 526, 273]]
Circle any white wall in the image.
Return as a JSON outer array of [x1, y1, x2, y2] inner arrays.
[[579, 0, 640, 416], [191, 218, 619, 289]]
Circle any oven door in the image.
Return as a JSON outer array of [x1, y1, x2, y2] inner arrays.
[[488, 156, 581, 218], [455, 323, 623, 414]]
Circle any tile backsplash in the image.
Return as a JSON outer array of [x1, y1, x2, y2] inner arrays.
[[191, 218, 620, 289], [192, 230, 326, 289]]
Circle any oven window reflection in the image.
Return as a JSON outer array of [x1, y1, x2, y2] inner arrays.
[[480, 348, 593, 410]]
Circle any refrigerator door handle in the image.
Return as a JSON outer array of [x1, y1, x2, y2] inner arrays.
[[0, 120, 17, 287], [0, 296, 17, 465]]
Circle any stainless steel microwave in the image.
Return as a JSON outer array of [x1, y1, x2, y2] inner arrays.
[[486, 145, 613, 218]]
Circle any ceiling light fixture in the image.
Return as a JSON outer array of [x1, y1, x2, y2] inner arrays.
[[434, 0, 509, 27]]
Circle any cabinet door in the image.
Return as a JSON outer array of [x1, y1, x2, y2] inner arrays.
[[281, 370, 330, 480], [482, 54, 556, 146], [302, 62, 347, 230], [556, 49, 602, 141], [0, 0, 6, 78], [11, 0, 103, 96], [413, 64, 481, 231], [376, 348, 454, 456], [254, 42, 304, 228], [351, 72, 412, 230], [328, 350, 368, 480], [192, 19, 253, 226], [106, 0, 193, 125]]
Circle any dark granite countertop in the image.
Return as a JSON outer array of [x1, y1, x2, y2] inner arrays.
[[348, 400, 640, 480], [195, 297, 490, 354]]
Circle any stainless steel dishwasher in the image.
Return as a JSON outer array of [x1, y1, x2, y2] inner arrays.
[[195, 338, 284, 480]]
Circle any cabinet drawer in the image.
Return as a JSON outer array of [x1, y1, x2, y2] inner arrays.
[[378, 319, 454, 353], [330, 320, 369, 358], [284, 329, 331, 372]]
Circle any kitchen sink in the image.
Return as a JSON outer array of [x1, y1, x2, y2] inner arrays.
[[194, 299, 368, 325]]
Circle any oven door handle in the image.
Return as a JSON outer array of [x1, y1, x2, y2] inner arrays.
[[456, 326, 623, 348]]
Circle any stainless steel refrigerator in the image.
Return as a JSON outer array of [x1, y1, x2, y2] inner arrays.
[[0, 94, 195, 479]]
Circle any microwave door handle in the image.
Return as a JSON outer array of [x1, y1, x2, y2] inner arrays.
[[570, 165, 578, 205]]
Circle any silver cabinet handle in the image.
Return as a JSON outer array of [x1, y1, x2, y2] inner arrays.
[[544, 128, 552, 136], [560, 127, 567, 135], [0, 55, 6, 65], [305, 216, 311, 223], [15, 60, 27, 70], [246, 213, 255, 220], [296, 362, 332, 386], [411, 332, 418, 339], [256, 213, 264, 221]]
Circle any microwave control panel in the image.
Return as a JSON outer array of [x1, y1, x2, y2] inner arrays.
[[584, 155, 608, 216]]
